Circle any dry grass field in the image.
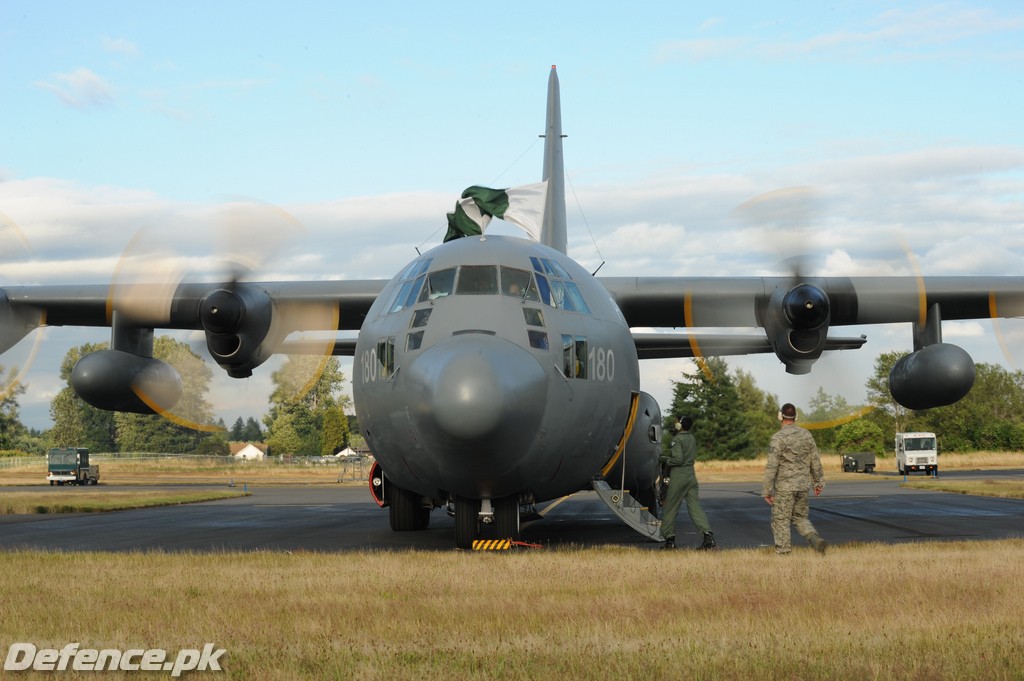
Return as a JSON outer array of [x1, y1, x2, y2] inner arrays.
[[2, 541, 1023, 680], [3, 449, 1020, 487], [0, 489, 249, 514], [0, 456, 367, 487], [696, 449, 1024, 482], [1, 451, 1022, 678]]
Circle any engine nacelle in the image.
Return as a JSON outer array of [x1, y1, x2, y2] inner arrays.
[[71, 349, 183, 414], [761, 282, 831, 375], [199, 285, 274, 378], [889, 343, 975, 410]]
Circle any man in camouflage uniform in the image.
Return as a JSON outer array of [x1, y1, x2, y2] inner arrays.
[[659, 415, 715, 550], [762, 403, 827, 555]]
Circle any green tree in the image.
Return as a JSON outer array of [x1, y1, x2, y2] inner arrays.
[[242, 416, 264, 441], [0, 365, 28, 451], [733, 368, 778, 456], [804, 387, 856, 452], [229, 417, 245, 441], [264, 357, 350, 457], [865, 351, 912, 436], [48, 343, 117, 451], [667, 357, 752, 460], [833, 418, 886, 457], [320, 405, 350, 455], [916, 363, 1024, 452], [265, 411, 303, 456]]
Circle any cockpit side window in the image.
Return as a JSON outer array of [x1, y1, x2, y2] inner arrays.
[[561, 334, 574, 378], [418, 267, 457, 302], [529, 255, 589, 314], [550, 280, 576, 312], [387, 259, 432, 314], [522, 308, 544, 327], [560, 334, 590, 379], [455, 265, 498, 295], [535, 274, 551, 306], [411, 308, 432, 328], [388, 279, 417, 314], [563, 282, 591, 314]]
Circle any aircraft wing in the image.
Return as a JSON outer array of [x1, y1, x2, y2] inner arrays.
[[603, 274, 1024, 407], [600, 275, 1024, 329], [3, 280, 385, 332], [631, 331, 866, 360], [1, 280, 386, 403]]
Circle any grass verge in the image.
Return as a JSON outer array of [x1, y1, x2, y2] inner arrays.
[[902, 477, 1024, 499], [1, 540, 1023, 680], [0, 489, 249, 514]]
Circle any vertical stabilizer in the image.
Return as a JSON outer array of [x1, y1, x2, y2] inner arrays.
[[541, 66, 567, 254]]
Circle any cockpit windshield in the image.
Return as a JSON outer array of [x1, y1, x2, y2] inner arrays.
[[455, 266, 498, 295], [386, 258, 590, 314], [417, 267, 457, 302], [501, 267, 541, 301]]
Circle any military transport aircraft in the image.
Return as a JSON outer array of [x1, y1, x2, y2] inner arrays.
[[2, 66, 1023, 548]]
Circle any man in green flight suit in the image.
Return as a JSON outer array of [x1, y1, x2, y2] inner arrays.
[[659, 415, 716, 550]]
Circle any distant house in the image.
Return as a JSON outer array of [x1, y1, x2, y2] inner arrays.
[[334, 447, 357, 458], [234, 443, 266, 461]]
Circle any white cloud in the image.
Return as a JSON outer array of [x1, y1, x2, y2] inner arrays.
[[3, 137, 1022, 427], [943, 321, 986, 338], [34, 68, 115, 109], [101, 36, 139, 57], [657, 6, 1024, 64]]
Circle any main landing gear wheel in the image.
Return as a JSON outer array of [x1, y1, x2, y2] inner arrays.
[[388, 485, 430, 531], [493, 495, 521, 540], [454, 496, 480, 549]]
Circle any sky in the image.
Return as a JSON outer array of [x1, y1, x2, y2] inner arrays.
[[1, 1, 1023, 430]]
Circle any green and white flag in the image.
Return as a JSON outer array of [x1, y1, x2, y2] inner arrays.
[[444, 181, 548, 243]]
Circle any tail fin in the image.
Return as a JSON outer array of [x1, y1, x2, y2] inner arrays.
[[540, 66, 567, 254]]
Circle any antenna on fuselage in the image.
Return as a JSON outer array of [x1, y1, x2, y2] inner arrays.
[[540, 65, 568, 255]]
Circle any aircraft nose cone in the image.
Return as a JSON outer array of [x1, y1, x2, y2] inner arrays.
[[433, 354, 503, 441], [407, 334, 547, 443]]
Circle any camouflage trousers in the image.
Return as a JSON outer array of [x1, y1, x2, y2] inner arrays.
[[770, 490, 818, 554]]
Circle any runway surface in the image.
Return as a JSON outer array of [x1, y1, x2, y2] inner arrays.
[[1, 469, 1021, 552]]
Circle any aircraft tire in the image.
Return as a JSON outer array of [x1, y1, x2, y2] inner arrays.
[[388, 485, 429, 531], [493, 495, 520, 540], [454, 496, 480, 549]]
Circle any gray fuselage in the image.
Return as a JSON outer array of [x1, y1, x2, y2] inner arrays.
[[353, 234, 641, 504]]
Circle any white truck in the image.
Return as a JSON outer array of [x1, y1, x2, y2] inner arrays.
[[894, 432, 938, 475]]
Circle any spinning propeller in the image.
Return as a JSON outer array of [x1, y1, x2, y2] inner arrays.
[[0, 210, 46, 401], [96, 199, 340, 430]]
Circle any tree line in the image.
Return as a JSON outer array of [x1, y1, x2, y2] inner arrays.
[[667, 353, 1024, 460], [1, 338, 352, 456], [3, 339, 1023, 459]]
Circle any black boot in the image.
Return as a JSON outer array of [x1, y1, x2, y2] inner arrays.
[[661, 537, 675, 549], [697, 532, 716, 550]]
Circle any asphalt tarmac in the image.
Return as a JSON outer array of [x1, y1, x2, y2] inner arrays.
[[1, 469, 1021, 552]]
